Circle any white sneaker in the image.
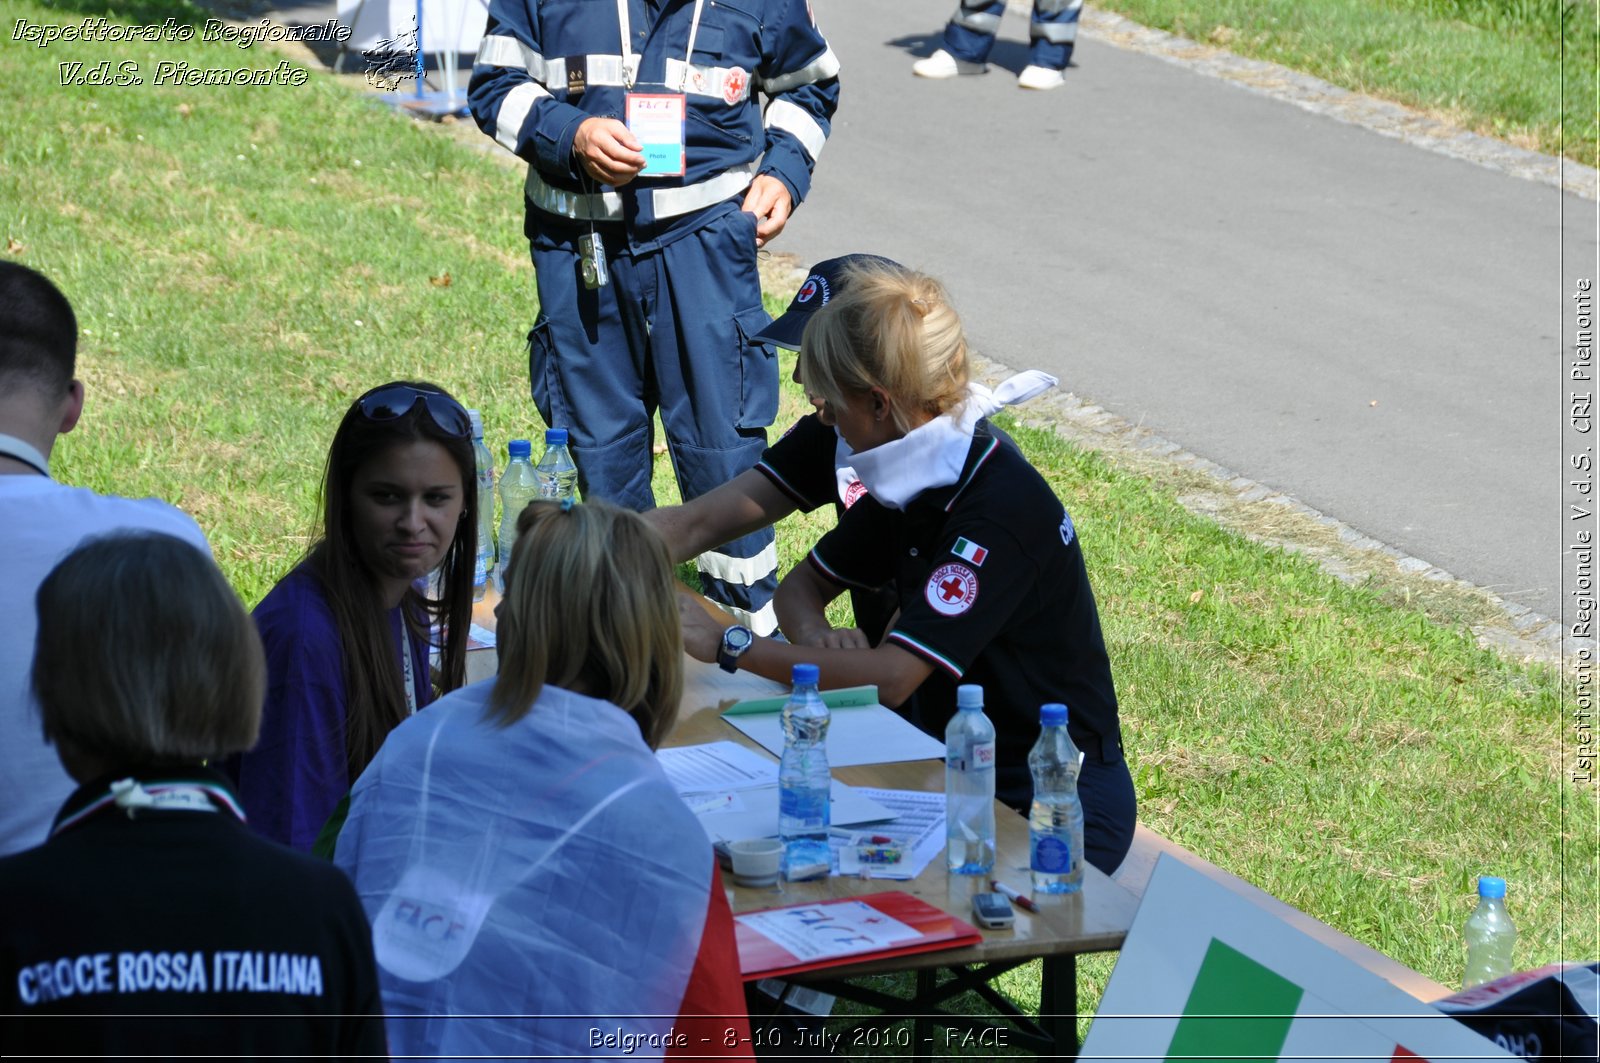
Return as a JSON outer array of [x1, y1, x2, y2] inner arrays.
[[912, 49, 987, 79], [1017, 64, 1066, 90]]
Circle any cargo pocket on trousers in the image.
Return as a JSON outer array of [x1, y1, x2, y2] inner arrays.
[[527, 315, 560, 425], [733, 304, 777, 430]]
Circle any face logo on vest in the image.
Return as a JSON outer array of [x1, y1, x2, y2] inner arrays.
[[795, 275, 829, 305], [1059, 512, 1076, 547], [926, 563, 978, 616], [723, 66, 748, 105], [842, 478, 868, 509]]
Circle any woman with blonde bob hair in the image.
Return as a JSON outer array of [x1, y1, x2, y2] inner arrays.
[[682, 261, 1137, 875], [0, 532, 385, 1057], [335, 500, 751, 1060]]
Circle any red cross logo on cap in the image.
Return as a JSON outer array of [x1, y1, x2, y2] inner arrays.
[[925, 563, 978, 616], [723, 67, 748, 105]]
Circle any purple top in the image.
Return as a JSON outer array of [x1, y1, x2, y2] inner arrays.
[[224, 565, 432, 852]]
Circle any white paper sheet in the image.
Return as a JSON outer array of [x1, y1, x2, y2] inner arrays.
[[723, 704, 945, 767], [657, 741, 778, 794], [832, 788, 946, 880], [693, 780, 894, 845]]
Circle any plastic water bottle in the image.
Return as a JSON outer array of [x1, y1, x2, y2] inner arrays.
[[778, 663, 831, 881], [494, 439, 537, 593], [1462, 875, 1517, 988], [1028, 702, 1084, 895], [467, 410, 495, 602], [946, 684, 996, 874], [534, 427, 579, 501]]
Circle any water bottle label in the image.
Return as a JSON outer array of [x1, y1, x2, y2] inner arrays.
[[779, 787, 827, 829], [972, 741, 995, 768], [1032, 835, 1073, 874]]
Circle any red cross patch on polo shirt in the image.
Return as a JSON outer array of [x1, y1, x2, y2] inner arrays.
[[926, 562, 979, 616]]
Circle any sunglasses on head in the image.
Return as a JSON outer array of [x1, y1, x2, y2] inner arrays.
[[356, 384, 471, 438]]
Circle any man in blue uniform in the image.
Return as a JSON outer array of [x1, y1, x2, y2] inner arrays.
[[468, 0, 839, 633], [913, 0, 1082, 90]]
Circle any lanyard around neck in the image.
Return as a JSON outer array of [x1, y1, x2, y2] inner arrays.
[[616, 0, 706, 90], [0, 432, 50, 476], [401, 623, 419, 716], [52, 778, 246, 836]]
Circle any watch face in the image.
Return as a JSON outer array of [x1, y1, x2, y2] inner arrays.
[[724, 625, 754, 653]]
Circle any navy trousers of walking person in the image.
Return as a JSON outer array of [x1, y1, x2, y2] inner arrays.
[[527, 203, 779, 631], [942, 0, 1082, 71]]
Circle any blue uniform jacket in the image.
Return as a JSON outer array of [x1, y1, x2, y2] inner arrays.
[[469, 0, 839, 231]]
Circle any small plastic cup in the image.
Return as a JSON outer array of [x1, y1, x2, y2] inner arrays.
[[728, 839, 784, 887]]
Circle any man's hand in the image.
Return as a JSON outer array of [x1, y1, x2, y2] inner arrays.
[[573, 117, 645, 187], [740, 174, 792, 247], [677, 594, 726, 663]]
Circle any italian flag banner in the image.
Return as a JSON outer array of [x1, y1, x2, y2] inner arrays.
[[1083, 858, 1511, 1061]]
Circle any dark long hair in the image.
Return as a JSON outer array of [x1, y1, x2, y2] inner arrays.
[[307, 381, 476, 780]]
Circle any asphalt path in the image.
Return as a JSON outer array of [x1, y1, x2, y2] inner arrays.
[[781, 0, 1594, 624]]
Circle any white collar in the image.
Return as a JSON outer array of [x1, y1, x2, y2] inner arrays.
[[841, 371, 1057, 510], [0, 432, 50, 477]]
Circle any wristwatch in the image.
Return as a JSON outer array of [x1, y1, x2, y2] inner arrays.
[[716, 624, 754, 673]]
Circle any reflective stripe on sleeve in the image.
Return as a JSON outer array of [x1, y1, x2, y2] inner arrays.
[[758, 46, 841, 94], [476, 34, 545, 78], [495, 82, 549, 153], [764, 99, 827, 161]]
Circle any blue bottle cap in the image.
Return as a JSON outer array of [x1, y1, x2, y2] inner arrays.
[[956, 684, 983, 710], [545, 427, 568, 444], [1039, 702, 1067, 727], [791, 663, 820, 686], [508, 439, 532, 459], [1477, 875, 1506, 899]]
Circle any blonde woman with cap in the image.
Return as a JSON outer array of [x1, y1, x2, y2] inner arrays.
[[680, 261, 1136, 874]]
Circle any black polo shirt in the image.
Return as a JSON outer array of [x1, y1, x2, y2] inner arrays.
[[755, 413, 899, 644], [807, 428, 1123, 808], [0, 769, 387, 1058]]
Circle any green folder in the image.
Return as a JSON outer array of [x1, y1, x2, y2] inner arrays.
[[721, 684, 879, 716]]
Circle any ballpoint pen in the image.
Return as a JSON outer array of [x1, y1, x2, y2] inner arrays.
[[990, 879, 1039, 913]]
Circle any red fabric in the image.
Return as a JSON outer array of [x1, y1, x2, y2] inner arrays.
[[669, 865, 754, 1060]]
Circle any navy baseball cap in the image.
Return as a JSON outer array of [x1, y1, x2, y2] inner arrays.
[[751, 254, 903, 350]]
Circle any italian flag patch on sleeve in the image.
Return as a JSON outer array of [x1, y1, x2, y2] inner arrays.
[[952, 537, 987, 566]]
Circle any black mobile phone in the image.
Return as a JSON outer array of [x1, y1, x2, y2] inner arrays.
[[972, 892, 1015, 929]]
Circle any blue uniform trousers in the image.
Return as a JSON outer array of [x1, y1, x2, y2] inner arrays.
[[526, 202, 779, 629], [942, 0, 1082, 71]]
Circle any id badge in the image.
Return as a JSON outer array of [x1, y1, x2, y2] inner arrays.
[[626, 92, 686, 178]]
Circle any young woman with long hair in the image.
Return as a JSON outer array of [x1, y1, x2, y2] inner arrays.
[[227, 381, 477, 850]]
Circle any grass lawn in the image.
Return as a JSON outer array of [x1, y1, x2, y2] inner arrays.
[[4, 0, 1594, 1054], [1090, 0, 1599, 166]]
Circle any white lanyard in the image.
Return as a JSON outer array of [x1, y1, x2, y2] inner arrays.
[[616, 0, 705, 90], [401, 625, 419, 716], [53, 778, 246, 836]]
